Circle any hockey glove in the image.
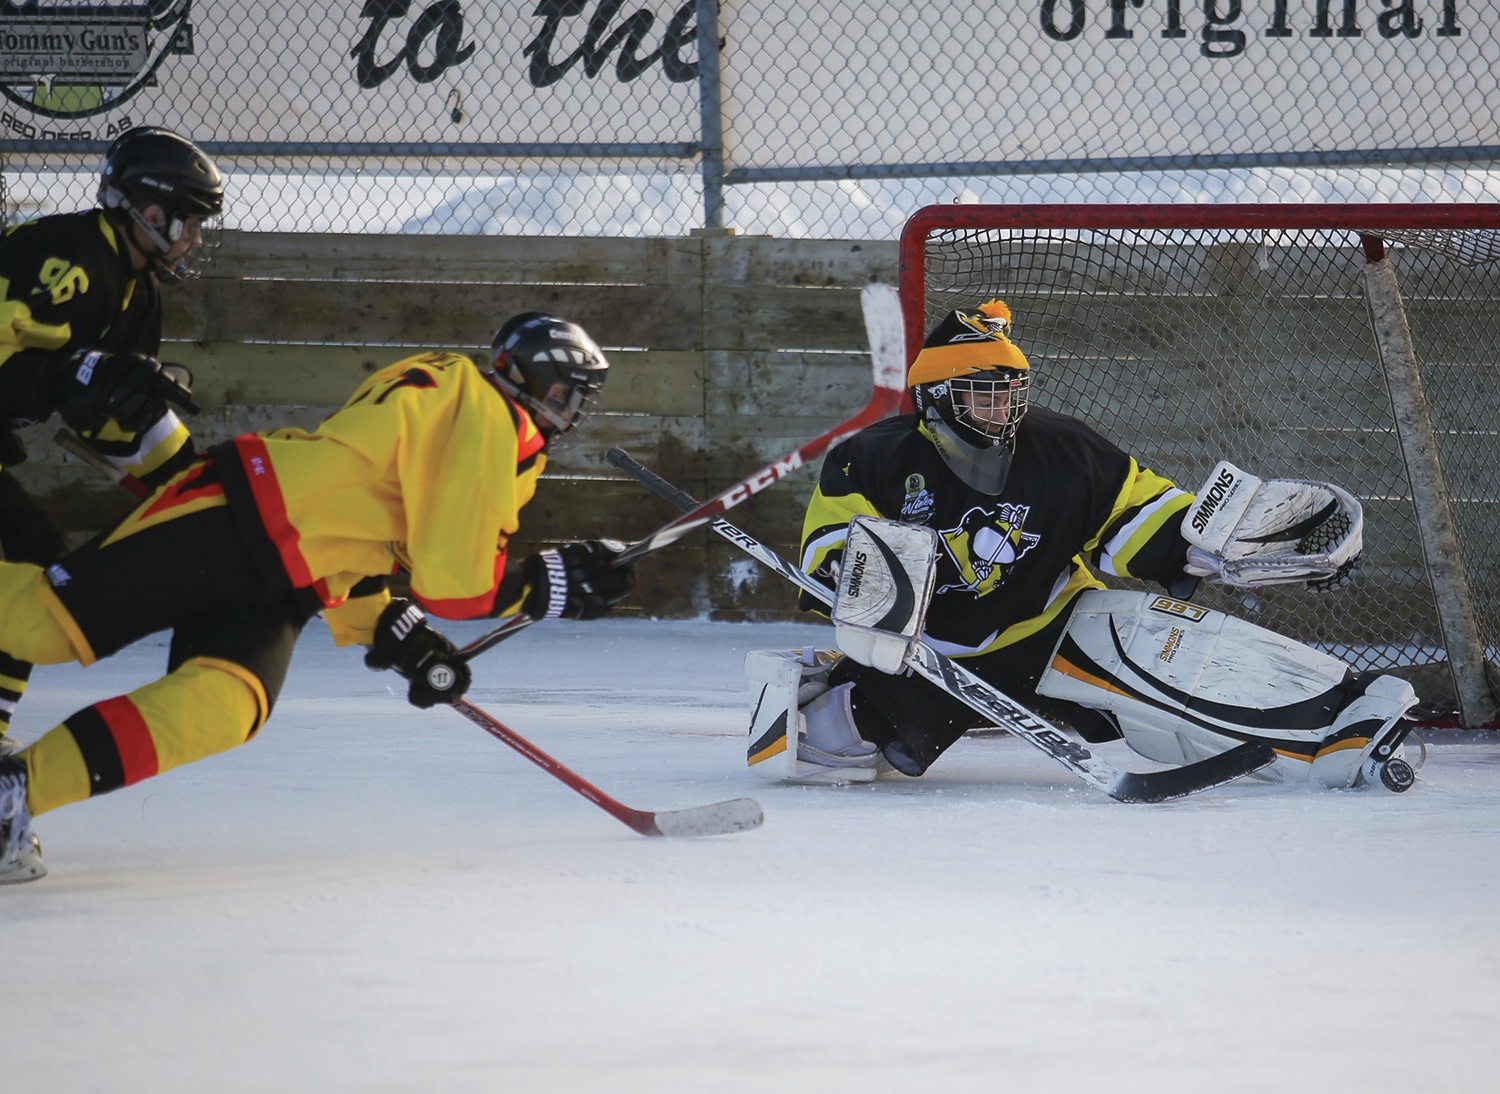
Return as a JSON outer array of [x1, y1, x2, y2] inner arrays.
[[523, 539, 638, 620], [53, 350, 200, 438], [1181, 461, 1363, 590], [364, 598, 472, 709]]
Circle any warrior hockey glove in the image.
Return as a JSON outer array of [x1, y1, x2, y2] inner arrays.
[[523, 539, 638, 620], [53, 350, 199, 437], [364, 598, 472, 709]]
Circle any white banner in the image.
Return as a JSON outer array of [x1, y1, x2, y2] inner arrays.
[[0, 1, 700, 146], [717, 1, 1500, 169]]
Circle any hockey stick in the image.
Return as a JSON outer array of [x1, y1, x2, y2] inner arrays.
[[52, 428, 150, 498], [453, 611, 536, 664], [445, 282, 909, 662], [451, 697, 764, 837], [609, 448, 1276, 804], [610, 281, 907, 566]]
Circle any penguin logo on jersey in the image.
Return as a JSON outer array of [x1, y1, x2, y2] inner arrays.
[[936, 503, 1039, 596]]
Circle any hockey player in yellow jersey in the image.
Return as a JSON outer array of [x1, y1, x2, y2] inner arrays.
[[748, 299, 1415, 793], [0, 313, 637, 882]]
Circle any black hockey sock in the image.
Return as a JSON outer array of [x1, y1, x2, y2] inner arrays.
[[0, 651, 34, 734]]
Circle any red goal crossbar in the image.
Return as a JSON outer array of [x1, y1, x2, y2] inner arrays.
[[898, 203, 1500, 370]]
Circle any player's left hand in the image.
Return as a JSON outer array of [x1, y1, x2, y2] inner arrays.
[[365, 598, 472, 709]]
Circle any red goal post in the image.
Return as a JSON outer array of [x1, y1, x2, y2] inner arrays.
[[897, 204, 1500, 728]]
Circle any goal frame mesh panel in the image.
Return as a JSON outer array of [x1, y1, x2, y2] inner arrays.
[[898, 204, 1500, 726]]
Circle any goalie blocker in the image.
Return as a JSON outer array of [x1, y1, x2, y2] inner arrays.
[[745, 516, 939, 783]]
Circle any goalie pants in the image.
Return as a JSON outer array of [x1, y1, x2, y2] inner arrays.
[[0, 469, 74, 736], [0, 498, 319, 816], [830, 597, 1119, 775]]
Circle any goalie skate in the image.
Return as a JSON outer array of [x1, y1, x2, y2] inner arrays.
[[1036, 590, 1419, 791], [744, 648, 881, 783]]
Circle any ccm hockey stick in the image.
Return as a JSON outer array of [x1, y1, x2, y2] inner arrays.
[[609, 449, 1276, 804], [452, 697, 764, 837], [446, 282, 910, 664], [611, 281, 907, 566]]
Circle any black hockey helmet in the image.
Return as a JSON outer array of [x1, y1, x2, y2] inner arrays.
[[488, 313, 610, 435], [98, 127, 224, 282], [908, 299, 1031, 494]]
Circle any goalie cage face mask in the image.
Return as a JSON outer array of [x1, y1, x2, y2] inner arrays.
[[908, 300, 1032, 494], [913, 371, 1030, 495]]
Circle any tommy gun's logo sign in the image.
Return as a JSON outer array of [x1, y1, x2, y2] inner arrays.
[[0, 1, 193, 131]]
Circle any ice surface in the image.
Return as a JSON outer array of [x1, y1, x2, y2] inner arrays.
[[7, 617, 1499, 1092]]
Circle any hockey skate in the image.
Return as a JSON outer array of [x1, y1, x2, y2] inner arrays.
[[0, 758, 45, 884], [744, 648, 883, 783], [1336, 695, 1419, 793]]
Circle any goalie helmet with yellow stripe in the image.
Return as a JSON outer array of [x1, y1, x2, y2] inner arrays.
[[909, 299, 1030, 495]]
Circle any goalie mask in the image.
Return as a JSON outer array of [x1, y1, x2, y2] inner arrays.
[[909, 299, 1031, 495], [98, 127, 225, 284], [488, 312, 610, 437]]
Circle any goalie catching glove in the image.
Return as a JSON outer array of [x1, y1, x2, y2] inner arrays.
[[365, 598, 472, 708], [1181, 460, 1363, 591], [523, 539, 638, 620]]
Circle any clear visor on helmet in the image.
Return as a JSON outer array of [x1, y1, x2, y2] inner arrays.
[[948, 371, 1029, 444], [536, 379, 599, 435]]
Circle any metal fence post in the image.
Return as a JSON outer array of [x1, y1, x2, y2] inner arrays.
[[696, 0, 726, 231]]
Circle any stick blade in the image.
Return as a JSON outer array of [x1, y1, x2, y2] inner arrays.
[[1107, 742, 1277, 804], [645, 797, 765, 838], [860, 282, 908, 391]]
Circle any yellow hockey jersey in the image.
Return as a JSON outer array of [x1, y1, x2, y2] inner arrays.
[[216, 351, 546, 628]]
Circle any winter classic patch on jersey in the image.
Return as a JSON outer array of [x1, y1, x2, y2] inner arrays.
[[899, 472, 936, 521], [937, 503, 1040, 596]]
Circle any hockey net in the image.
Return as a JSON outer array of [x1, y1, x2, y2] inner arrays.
[[899, 205, 1500, 726]]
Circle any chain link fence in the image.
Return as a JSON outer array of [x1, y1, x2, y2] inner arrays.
[[4, 2, 1500, 236]]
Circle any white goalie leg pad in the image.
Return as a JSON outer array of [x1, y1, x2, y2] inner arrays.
[[1182, 460, 1363, 588], [1036, 589, 1413, 787], [831, 515, 940, 674], [744, 648, 875, 784]]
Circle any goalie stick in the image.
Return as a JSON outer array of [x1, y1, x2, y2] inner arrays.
[[444, 282, 910, 665], [452, 697, 765, 837], [607, 448, 1277, 804]]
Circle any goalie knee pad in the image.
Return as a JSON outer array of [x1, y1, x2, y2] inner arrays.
[[744, 649, 879, 784], [1036, 590, 1418, 790]]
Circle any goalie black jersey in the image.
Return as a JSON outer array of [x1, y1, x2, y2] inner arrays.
[[801, 407, 1194, 658]]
